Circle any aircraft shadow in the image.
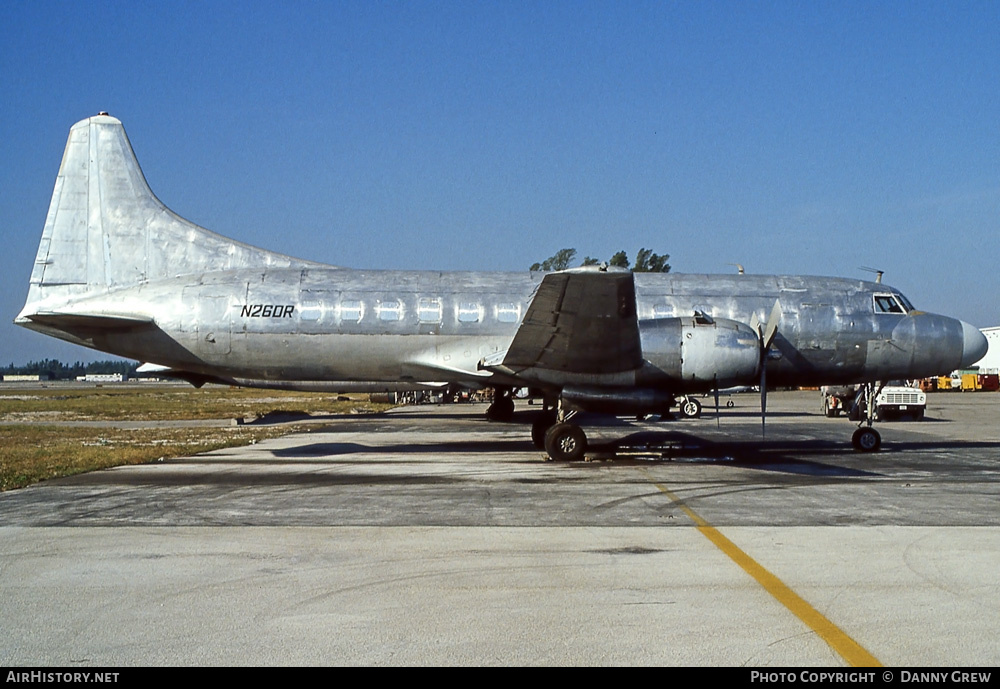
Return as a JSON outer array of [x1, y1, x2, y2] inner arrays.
[[686, 409, 815, 419], [589, 431, 880, 477], [239, 410, 389, 424], [268, 433, 881, 478], [241, 407, 995, 478], [272, 439, 533, 457]]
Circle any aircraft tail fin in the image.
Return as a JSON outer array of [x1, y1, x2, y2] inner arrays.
[[20, 114, 313, 315]]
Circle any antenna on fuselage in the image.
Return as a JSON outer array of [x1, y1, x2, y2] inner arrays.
[[727, 263, 745, 275], [860, 266, 884, 284]]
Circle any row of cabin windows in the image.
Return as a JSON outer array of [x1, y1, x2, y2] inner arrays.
[[298, 299, 522, 324], [302, 301, 689, 323], [304, 299, 908, 324]]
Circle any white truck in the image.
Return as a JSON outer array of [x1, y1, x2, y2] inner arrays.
[[874, 381, 926, 420], [822, 381, 926, 421]]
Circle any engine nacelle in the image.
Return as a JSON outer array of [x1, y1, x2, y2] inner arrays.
[[638, 315, 761, 390], [561, 386, 676, 415]]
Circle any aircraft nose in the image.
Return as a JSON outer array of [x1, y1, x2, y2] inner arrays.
[[960, 321, 988, 368]]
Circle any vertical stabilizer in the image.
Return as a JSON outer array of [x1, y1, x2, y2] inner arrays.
[[20, 114, 315, 314]]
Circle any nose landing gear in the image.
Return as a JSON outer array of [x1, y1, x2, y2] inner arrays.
[[851, 382, 884, 453], [851, 426, 882, 452]]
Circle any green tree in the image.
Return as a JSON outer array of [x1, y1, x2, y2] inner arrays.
[[528, 248, 671, 273], [530, 248, 578, 272], [2, 358, 139, 380], [609, 251, 629, 269], [633, 248, 670, 273]]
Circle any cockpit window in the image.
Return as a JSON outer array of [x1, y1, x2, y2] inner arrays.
[[874, 293, 908, 314]]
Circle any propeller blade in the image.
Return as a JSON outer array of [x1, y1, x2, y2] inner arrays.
[[760, 364, 767, 439], [714, 375, 720, 428], [755, 299, 781, 440], [762, 299, 782, 351]]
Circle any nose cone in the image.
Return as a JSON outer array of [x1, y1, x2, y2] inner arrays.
[[960, 322, 989, 368]]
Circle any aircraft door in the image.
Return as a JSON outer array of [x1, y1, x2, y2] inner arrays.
[[181, 286, 232, 358]]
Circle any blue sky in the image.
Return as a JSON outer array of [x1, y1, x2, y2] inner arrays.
[[2, 1, 997, 364]]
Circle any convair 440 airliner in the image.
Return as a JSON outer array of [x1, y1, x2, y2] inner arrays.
[[16, 115, 988, 459]]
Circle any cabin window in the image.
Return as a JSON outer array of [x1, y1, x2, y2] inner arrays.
[[417, 298, 442, 323], [496, 303, 520, 323], [376, 299, 402, 321], [340, 300, 364, 322], [299, 302, 322, 322], [652, 304, 673, 318], [457, 302, 482, 323], [874, 294, 906, 314]]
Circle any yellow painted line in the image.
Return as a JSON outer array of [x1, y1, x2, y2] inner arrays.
[[647, 475, 881, 667]]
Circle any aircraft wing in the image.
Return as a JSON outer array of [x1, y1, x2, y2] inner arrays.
[[495, 269, 642, 375]]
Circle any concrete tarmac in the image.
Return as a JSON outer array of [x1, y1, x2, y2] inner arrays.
[[2, 391, 999, 666]]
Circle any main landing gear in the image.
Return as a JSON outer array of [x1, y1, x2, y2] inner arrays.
[[850, 382, 884, 453], [528, 404, 587, 461], [530, 407, 587, 461], [530, 393, 694, 461], [485, 387, 515, 422], [678, 396, 702, 418], [531, 409, 558, 449], [543, 421, 587, 462]]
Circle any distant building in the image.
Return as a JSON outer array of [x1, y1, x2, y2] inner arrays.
[[2, 373, 52, 382], [77, 373, 128, 383], [971, 326, 1000, 374]]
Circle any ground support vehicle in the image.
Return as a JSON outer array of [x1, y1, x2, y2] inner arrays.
[[873, 382, 926, 420]]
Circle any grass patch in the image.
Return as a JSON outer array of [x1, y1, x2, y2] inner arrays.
[[0, 384, 389, 421], [0, 385, 394, 491], [0, 424, 302, 491]]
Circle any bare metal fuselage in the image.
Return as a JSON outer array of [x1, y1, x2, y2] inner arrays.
[[25, 267, 969, 393], [14, 115, 986, 407]]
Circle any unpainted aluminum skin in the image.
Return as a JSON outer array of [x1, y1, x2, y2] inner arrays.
[[15, 116, 988, 400]]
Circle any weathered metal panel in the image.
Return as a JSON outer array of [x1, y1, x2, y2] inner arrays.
[[15, 115, 990, 398]]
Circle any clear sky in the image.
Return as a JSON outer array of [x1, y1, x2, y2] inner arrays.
[[2, 1, 997, 365]]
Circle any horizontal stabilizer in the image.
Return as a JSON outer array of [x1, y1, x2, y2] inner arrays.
[[18, 311, 154, 331]]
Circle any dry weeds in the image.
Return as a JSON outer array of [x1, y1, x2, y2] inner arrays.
[[0, 384, 392, 490]]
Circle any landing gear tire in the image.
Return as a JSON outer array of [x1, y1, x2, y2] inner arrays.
[[680, 397, 702, 419], [544, 422, 587, 462], [852, 427, 882, 453], [531, 410, 558, 449], [485, 395, 515, 422]]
